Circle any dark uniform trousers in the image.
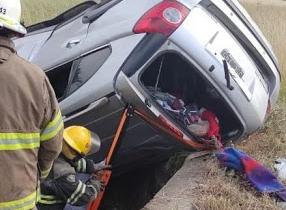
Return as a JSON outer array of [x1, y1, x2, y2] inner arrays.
[[37, 155, 99, 210]]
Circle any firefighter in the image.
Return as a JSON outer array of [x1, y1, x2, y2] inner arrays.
[[0, 0, 63, 209], [37, 126, 111, 210]]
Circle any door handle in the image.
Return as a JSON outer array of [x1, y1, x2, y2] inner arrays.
[[66, 39, 81, 48], [63, 97, 109, 122]]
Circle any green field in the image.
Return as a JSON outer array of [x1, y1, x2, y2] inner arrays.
[[241, 0, 286, 94], [22, 0, 83, 26]]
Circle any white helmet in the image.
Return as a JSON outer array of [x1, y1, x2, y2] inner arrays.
[[0, 0, 26, 35]]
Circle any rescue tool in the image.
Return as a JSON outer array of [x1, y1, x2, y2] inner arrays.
[[87, 104, 220, 209]]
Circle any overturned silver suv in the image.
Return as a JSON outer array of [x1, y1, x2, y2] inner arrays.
[[15, 0, 280, 174]]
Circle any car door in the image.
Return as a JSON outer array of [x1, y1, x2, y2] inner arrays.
[[29, 6, 94, 70], [15, 1, 97, 67]]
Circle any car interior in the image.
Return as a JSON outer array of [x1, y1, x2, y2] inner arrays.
[[140, 52, 244, 142]]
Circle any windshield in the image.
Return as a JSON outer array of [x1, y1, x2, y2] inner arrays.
[[22, 0, 88, 26]]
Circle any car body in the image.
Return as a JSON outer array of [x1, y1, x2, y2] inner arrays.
[[14, 0, 280, 175]]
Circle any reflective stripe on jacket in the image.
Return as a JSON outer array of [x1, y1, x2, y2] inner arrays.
[[0, 37, 63, 209], [39, 194, 64, 205], [75, 158, 97, 174], [38, 156, 98, 209], [0, 192, 37, 210]]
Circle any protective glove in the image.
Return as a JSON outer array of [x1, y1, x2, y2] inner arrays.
[[76, 158, 112, 174], [87, 176, 105, 193], [93, 160, 112, 173]]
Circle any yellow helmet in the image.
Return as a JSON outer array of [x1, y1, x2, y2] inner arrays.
[[63, 126, 100, 156]]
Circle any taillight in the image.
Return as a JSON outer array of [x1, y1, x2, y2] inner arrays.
[[133, 0, 190, 37]]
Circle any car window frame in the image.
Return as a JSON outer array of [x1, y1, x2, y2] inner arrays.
[[63, 45, 112, 98]]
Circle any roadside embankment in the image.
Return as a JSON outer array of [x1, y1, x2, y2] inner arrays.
[[142, 152, 212, 210]]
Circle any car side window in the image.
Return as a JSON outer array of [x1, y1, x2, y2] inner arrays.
[[46, 62, 73, 100], [46, 46, 111, 101], [66, 46, 112, 96]]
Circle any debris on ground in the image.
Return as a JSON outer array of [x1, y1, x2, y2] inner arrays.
[[143, 150, 280, 210], [216, 147, 286, 201], [274, 158, 286, 181]]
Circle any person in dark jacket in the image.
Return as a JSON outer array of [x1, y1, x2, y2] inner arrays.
[[37, 126, 110, 210]]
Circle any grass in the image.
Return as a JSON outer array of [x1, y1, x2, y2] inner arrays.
[[22, 0, 84, 26], [192, 99, 286, 210], [22, 0, 286, 209], [240, 0, 286, 93], [192, 158, 280, 210]]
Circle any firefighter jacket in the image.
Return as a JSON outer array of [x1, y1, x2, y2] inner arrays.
[[0, 37, 63, 210], [37, 155, 100, 210]]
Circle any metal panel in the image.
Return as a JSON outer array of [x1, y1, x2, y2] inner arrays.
[[170, 5, 269, 132]]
